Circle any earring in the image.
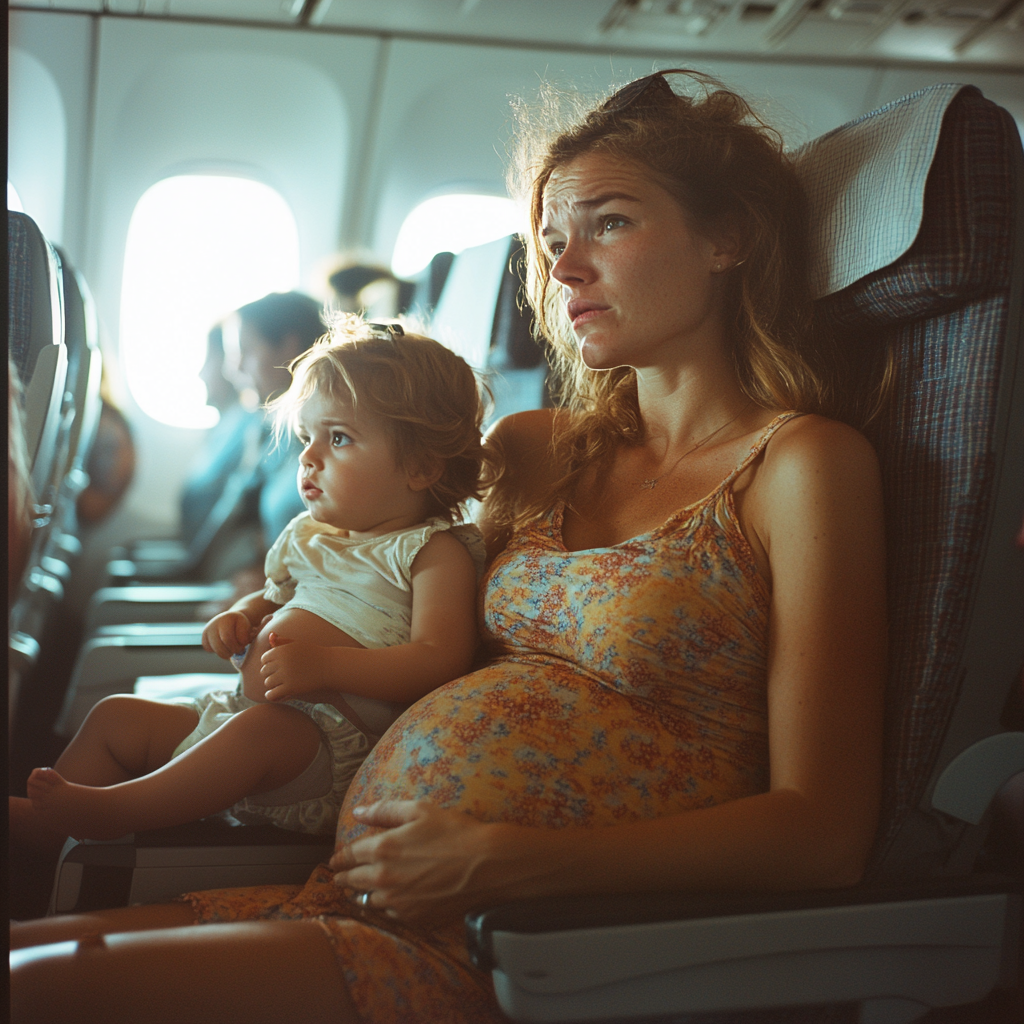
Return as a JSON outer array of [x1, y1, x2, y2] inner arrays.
[[714, 262, 722, 272]]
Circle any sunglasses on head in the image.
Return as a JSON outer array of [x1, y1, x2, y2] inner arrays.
[[598, 69, 689, 114]]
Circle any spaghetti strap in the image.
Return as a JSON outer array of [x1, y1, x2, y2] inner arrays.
[[725, 411, 804, 485]]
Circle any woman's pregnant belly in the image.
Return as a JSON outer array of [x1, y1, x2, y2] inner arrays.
[[337, 655, 767, 846]]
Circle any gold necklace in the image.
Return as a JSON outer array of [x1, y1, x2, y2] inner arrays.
[[640, 405, 750, 490]]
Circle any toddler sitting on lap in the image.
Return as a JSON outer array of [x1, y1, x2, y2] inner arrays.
[[15, 316, 496, 843]]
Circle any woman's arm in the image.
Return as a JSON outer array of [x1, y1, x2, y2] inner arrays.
[[331, 416, 887, 923], [259, 531, 479, 703]]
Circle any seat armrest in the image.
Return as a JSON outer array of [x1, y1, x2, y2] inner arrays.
[[50, 817, 334, 914], [466, 876, 1021, 1023]]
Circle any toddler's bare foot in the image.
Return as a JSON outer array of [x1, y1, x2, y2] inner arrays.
[[26, 767, 132, 841]]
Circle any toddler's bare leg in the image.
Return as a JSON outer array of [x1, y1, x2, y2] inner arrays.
[[55, 695, 201, 785], [26, 703, 322, 840], [11, 696, 199, 853]]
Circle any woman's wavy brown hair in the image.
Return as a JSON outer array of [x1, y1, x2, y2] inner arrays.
[[499, 70, 845, 529], [270, 314, 501, 523]]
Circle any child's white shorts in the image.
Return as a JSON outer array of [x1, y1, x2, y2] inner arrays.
[[170, 684, 371, 835]]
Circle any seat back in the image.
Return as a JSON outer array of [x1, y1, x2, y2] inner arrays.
[[55, 248, 103, 489], [805, 86, 1024, 878], [8, 211, 69, 504], [430, 234, 546, 422]]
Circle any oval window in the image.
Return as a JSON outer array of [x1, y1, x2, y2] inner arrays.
[[391, 193, 521, 279], [120, 175, 300, 429]]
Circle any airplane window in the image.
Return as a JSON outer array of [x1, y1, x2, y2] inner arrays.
[[8, 182, 25, 212], [120, 175, 300, 430], [391, 194, 522, 278]]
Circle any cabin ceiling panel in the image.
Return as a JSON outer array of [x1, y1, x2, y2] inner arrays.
[[311, 0, 1023, 66], [11, 0, 1022, 64], [12, 1, 104, 11], [156, 0, 304, 22]]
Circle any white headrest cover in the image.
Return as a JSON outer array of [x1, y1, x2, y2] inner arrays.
[[791, 83, 965, 299]]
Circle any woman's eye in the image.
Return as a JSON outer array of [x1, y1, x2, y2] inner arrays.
[[547, 241, 565, 259], [600, 215, 627, 234]]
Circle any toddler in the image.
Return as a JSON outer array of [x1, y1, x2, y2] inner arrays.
[[18, 317, 497, 840]]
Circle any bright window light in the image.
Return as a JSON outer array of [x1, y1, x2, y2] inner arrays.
[[120, 175, 300, 429], [8, 181, 25, 212], [391, 194, 522, 279]]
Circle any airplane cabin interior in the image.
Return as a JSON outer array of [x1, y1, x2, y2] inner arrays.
[[8, 1, 1024, 1022]]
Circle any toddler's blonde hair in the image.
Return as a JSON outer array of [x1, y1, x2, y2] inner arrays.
[[270, 313, 500, 522]]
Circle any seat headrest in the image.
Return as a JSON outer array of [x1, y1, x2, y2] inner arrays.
[[792, 83, 965, 300], [813, 86, 1019, 330], [8, 211, 63, 382]]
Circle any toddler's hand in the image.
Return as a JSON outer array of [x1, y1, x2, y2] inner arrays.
[[261, 633, 331, 701], [202, 611, 256, 660]]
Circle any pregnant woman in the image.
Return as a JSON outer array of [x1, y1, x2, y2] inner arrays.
[[11, 70, 886, 1024]]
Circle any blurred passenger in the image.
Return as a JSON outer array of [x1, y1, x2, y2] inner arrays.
[[178, 324, 255, 545], [199, 291, 326, 599], [235, 290, 325, 545], [328, 261, 413, 319]]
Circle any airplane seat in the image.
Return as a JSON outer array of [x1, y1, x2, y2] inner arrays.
[[32, 247, 105, 590], [85, 411, 283, 628], [486, 234, 551, 419], [404, 249, 456, 323], [466, 83, 1024, 1024], [9, 249, 104, 745], [8, 211, 70, 716], [7, 212, 69, 547], [103, 414, 268, 585]]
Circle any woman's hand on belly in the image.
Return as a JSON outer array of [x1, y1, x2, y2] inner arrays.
[[329, 800, 574, 927]]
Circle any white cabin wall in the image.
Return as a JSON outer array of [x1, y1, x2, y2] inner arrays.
[[69, 19, 380, 557], [9, 12, 94, 257]]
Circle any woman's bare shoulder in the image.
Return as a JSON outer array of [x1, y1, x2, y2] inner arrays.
[[760, 413, 877, 471], [488, 408, 560, 460], [753, 413, 883, 535]]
